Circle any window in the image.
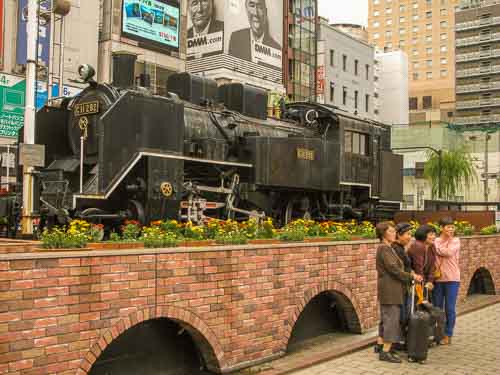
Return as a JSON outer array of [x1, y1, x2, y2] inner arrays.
[[354, 90, 359, 109], [409, 97, 418, 109], [386, 8, 392, 14], [330, 83, 334, 102], [440, 33, 447, 40], [426, 11, 432, 18], [400, 4, 406, 12], [426, 47, 433, 55], [330, 50, 335, 66], [423, 95, 432, 108], [373, 21, 380, 27], [426, 71, 433, 79], [400, 16, 406, 23], [386, 18, 393, 25], [426, 0, 433, 5], [412, 38, 418, 45], [440, 21, 448, 28], [412, 48, 419, 56], [413, 72, 420, 80], [399, 39, 406, 47], [365, 64, 370, 80], [440, 69, 448, 77], [440, 45, 447, 53], [426, 59, 433, 67], [354, 60, 359, 75], [343, 54, 347, 71], [373, 32, 380, 39], [440, 8, 447, 16], [440, 57, 447, 64], [413, 61, 420, 69], [413, 26, 419, 33], [426, 23, 432, 30], [345, 131, 369, 155], [374, 10, 380, 16], [343, 86, 347, 105], [399, 28, 406, 35], [426, 35, 432, 43], [365, 94, 370, 112], [413, 2, 419, 9], [413, 15, 419, 21], [374, 0, 379, 4], [386, 30, 393, 38]]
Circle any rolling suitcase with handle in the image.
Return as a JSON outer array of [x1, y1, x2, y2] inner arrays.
[[407, 282, 431, 364], [421, 288, 446, 345]]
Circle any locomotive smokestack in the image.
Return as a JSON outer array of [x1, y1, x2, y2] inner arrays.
[[112, 52, 137, 89]]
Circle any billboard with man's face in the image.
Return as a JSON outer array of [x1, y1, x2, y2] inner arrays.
[[122, 0, 180, 52], [186, 0, 283, 72]]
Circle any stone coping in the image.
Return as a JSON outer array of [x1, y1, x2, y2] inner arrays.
[[0, 234, 498, 261]]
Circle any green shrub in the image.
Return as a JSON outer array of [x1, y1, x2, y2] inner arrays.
[[480, 225, 498, 235]]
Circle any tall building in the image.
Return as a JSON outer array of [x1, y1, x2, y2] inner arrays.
[[331, 23, 369, 43], [284, 0, 318, 102], [368, 0, 459, 125], [317, 17, 376, 120], [455, 0, 500, 129]]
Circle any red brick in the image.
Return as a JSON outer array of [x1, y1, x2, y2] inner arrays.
[[9, 260, 35, 270], [58, 258, 81, 267], [0, 312, 20, 323], [9, 358, 33, 371], [9, 280, 34, 290], [80, 312, 100, 322]]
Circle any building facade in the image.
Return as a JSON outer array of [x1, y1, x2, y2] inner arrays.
[[317, 17, 375, 120], [284, 0, 318, 102], [375, 50, 410, 125], [331, 23, 369, 43], [368, 0, 459, 125]]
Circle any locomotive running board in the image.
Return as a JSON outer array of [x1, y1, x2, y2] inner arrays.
[[72, 151, 253, 208]]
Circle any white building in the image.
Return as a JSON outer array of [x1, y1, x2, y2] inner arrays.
[[317, 17, 375, 120], [375, 50, 409, 126]]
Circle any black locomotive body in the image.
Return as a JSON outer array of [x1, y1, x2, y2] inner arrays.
[[32, 66, 402, 228]]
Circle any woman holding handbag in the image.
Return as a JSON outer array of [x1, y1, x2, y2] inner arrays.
[[432, 217, 461, 345]]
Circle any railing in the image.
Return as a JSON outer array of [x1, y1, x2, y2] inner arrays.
[[456, 15, 500, 29], [456, 81, 500, 93], [456, 65, 500, 77], [454, 114, 500, 124], [456, 49, 500, 61], [456, 32, 500, 46], [456, 97, 500, 109]]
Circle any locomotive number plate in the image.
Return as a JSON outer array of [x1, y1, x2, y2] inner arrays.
[[74, 101, 100, 116], [297, 148, 315, 161]]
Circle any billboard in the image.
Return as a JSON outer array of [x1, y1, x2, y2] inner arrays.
[[186, 0, 283, 72], [121, 0, 180, 51], [0, 73, 82, 138], [16, 0, 52, 66]]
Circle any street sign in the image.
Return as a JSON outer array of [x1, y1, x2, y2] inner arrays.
[[19, 143, 45, 167], [0, 74, 26, 137]]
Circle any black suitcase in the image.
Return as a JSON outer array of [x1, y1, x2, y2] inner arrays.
[[421, 301, 446, 344], [407, 283, 431, 363]]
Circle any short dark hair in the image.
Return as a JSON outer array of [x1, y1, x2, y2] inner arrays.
[[414, 225, 437, 241], [376, 222, 394, 241], [438, 217, 454, 227], [395, 222, 412, 237]]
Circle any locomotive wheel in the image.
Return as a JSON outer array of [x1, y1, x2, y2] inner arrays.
[[284, 198, 312, 225], [127, 200, 146, 225]]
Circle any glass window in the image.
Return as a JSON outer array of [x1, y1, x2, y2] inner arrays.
[[365, 94, 370, 113], [386, 30, 393, 38], [400, 16, 406, 23], [330, 84, 334, 102], [400, 4, 406, 12], [355, 59, 359, 75], [440, 45, 447, 53], [373, 32, 380, 39], [386, 19, 393, 25], [330, 50, 335, 66], [386, 8, 392, 14], [365, 64, 370, 80], [440, 21, 448, 28], [440, 69, 448, 77], [353, 133, 360, 153], [413, 61, 420, 69], [413, 2, 419, 9], [423, 95, 432, 108], [426, 47, 433, 55], [354, 90, 359, 109], [373, 21, 380, 27], [413, 72, 419, 80], [426, 71, 433, 79], [413, 15, 419, 21], [374, 10, 380, 16], [344, 131, 352, 152], [412, 49, 419, 56], [427, 59, 433, 67], [343, 55, 347, 71], [426, 35, 432, 43], [409, 97, 418, 109], [343, 86, 347, 105], [413, 26, 419, 33], [426, 11, 432, 18], [440, 8, 447, 16], [441, 33, 447, 40], [399, 28, 406, 35], [441, 57, 447, 64], [426, 23, 432, 30]]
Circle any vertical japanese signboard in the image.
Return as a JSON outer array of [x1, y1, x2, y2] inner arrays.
[[0, 74, 26, 138], [16, 0, 52, 67]]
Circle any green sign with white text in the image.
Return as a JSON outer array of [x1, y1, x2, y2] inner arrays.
[[0, 74, 25, 138]]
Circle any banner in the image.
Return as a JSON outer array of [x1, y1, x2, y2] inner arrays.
[[122, 0, 180, 51], [0, 73, 82, 138], [16, 0, 52, 66]]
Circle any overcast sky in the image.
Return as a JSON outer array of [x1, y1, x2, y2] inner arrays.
[[318, 0, 368, 26]]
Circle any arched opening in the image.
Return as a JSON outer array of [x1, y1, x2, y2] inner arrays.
[[89, 318, 215, 375], [287, 291, 361, 352], [467, 268, 496, 296]]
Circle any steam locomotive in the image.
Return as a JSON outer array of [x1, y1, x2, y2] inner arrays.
[[30, 54, 402, 228]]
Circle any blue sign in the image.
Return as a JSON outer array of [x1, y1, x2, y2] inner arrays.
[[35, 81, 82, 110], [16, 0, 52, 66], [122, 0, 179, 50]]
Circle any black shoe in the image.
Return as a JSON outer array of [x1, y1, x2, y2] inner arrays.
[[374, 344, 382, 353], [379, 351, 402, 363]]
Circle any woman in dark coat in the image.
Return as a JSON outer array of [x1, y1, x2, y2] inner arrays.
[[408, 225, 438, 290], [375, 222, 422, 363]]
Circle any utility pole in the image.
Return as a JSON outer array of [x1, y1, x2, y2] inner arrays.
[[21, 0, 39, 235]]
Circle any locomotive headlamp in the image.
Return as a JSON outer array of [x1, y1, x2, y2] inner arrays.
[[78, 64, 96, 83]]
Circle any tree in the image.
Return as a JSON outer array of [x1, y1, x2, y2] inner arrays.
[[424, 147, 477, 201]]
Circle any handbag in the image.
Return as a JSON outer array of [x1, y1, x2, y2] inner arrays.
[[433, 256, 442, 280]]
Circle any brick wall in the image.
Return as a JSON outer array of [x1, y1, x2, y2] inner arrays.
[[0, 235, 498, 374]]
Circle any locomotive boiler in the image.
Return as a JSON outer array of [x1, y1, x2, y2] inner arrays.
[[31, 54, 403, 228]]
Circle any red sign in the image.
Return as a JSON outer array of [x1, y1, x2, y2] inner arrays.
[[0, 0, 3, 69], [316, 66, 325, 95]]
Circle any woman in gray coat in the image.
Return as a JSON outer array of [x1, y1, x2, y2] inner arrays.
[[375, 222, 422, 363]]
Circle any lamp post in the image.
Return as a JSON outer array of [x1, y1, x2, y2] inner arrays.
[[392, 146, 443, 201]]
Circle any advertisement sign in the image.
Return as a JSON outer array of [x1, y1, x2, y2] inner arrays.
[[122, 0, 180, 51], [186, 0, 283, 72], [316, 66, 325, 95], [0, 73, 82, 138], [16, 0, 52, 66]]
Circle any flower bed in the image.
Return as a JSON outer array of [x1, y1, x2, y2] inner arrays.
[[38, 217, 495, 250]]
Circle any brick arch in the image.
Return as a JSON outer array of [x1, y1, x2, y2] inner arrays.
[[78, 306, 225, 374], [283, 280, 365, 348], [466, 266, 497, 296]]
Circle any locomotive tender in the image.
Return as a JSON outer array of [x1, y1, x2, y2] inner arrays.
[[32, 54, 402, 228]]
